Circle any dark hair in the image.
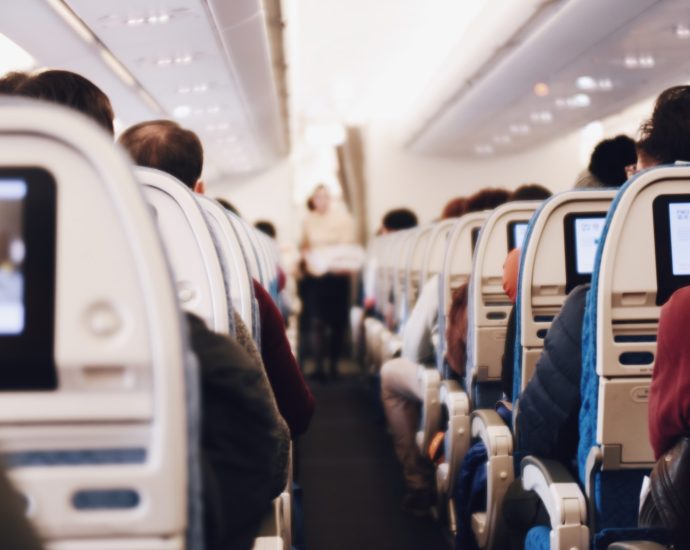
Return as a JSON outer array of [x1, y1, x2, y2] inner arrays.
[[441, 197, 467, 220], [464, 188, 511, 213], [511, 183, 552, 201], [638, 86, 690, 165], [216, 198, 240, 217], [588, 135, 637, 187], [16, 70, 114, 135], [306, 197, 315, 211], [255, 220, 277, 238], [118, 120, 203, 189], [0, 71, 29, 94], [382, 208, 418, 230]]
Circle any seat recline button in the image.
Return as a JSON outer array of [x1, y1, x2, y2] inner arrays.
[[85, 302, 122, 337]]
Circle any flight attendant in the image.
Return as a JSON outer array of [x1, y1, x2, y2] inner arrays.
[[301, 184, 356, 380]]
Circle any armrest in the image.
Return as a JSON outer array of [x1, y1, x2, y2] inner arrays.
[[471, 409, 512, 457], [415, 366, 442, 454], [520, 456, 589, 550], [470, 409, 514, 549]]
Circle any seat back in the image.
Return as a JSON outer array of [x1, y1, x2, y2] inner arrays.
[[394, 228, 423, 328], [421, 218, 457, 284], [379, 230, 412, 328], [578, 165, 690, 534], [514, 190, 614, 397], [466, 202, 539, 403], [226, 210, 264, 286], [196, 195, 255, 330], [138, 167, 232, 335], [402, 223, 434, 325], [0, 100, 190, 548], [437, 212, 488, 372]]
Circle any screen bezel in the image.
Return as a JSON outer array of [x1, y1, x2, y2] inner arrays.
[[563, 212, 607, 294], [0, 168, 57, 391], [653, 194, 690, 305], [506, 220, 529, 252]]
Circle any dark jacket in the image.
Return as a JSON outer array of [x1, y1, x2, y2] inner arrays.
[[0, 465, 44, 550], [187, 313, 290, 550], [515, 284, 589, 463], [501, 305, 517, 400], [253, 280, 315, 437]]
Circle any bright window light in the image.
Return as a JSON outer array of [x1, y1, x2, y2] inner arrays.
[[0, 33, 36, 74]]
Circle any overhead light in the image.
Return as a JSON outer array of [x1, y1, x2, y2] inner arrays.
[[576, 76, 597, 91], [474, 144, 494, 155], [46, 0, 95, 44], [533, 82, 550, 97], [676, 24, 690, 39], [156, 57, 173, 67], [509, 124, 530, 135], [154, 54, 194, 67], [126, 17, 145, 26], [193, 84, 209, 93], [530, 111, 553, 123], [597, 78, 613, 91], [493, 135, 512, 145], [173, 105, 191, 118], [556, 93, 591, 109], [174, 54, 193, 65], [0, 33, 36, 74], [624, 54, 655, 69]]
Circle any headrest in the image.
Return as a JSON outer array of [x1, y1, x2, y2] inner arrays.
[[136, 166, 231, 335]]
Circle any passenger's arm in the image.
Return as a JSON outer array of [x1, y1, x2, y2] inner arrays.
[[401, 275, 438, 364], [254, 280, 315, 437], [186, 314, 290, 549]]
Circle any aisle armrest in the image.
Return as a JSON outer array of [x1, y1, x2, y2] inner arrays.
[[415, 366, 441, 454], [607, 543, 667, 550], [520, 456, 589, 550], [470, 409, 513, 549]]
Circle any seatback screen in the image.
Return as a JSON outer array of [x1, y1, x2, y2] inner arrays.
[[668, 202, 690, 275], [564, 212, 607, 293], [653, 195, 690, 305], [0, 181, 26, 334], [507, 221, 529, 252], [574, 216, 606, 275], [0, 169, 57, 391]]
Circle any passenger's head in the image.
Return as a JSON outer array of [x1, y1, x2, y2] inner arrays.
[[310, 184, 330, 214], [217, 198, 240, 217], [441, 197, 467, 220], [464, 188, 510, 214], [510, 183, 552, 201], [255, 220, 277, 238], [502, 248, 521, 304], [118, 120, 204, 192], [15, 70, 114, 135], [638, 86, 690, 166], [382, 208, 418, 232], [0, 71, 29, 94], [588, 135, 637, 187]]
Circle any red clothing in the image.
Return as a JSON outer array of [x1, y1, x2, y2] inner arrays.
[[253, 280, 315, 437], [649, 285, 690, 459]]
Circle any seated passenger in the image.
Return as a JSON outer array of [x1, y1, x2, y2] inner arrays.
[[118, 120, 315, 438], [14, 69, 290, 549], [574, 135, 637, 188], [381, 189, 509, 516]]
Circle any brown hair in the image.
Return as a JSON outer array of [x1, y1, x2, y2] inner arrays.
[[464, 188, 510, 213], [441, 197, 467, 219], [0, 71, 29, 94], [119, 120, 203, 189], [446, 283, 469, 376], [16, 70, 114, 135]]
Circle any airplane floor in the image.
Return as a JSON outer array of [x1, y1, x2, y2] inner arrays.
[[297, 365, 452, 550]]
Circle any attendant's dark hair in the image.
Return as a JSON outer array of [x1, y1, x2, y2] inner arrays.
[[0, 71, 29, 94], [16, 70, 114, 135], [464, 188, 510, 213], [588, 135, 637, 187], [511, 183, 552, 201], [638, 86, 690, 165], [119, 120, 203, 189], [382, 208, 418, 230], [441, 197, 467, 219], [255, 220, 277, 238]]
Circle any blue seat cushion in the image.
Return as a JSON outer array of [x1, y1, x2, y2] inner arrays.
[[525, 525, 550, 550]]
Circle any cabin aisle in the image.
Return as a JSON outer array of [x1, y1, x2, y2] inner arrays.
[[298, 364, 452, 550]]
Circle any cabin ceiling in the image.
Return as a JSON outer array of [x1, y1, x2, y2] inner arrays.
[[406, 0, 690, 158], [1, 0, 288, 180]]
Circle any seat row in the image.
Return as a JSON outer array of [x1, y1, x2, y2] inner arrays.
[[361, 166, 690, 549], [0, 99, 290, 549]]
